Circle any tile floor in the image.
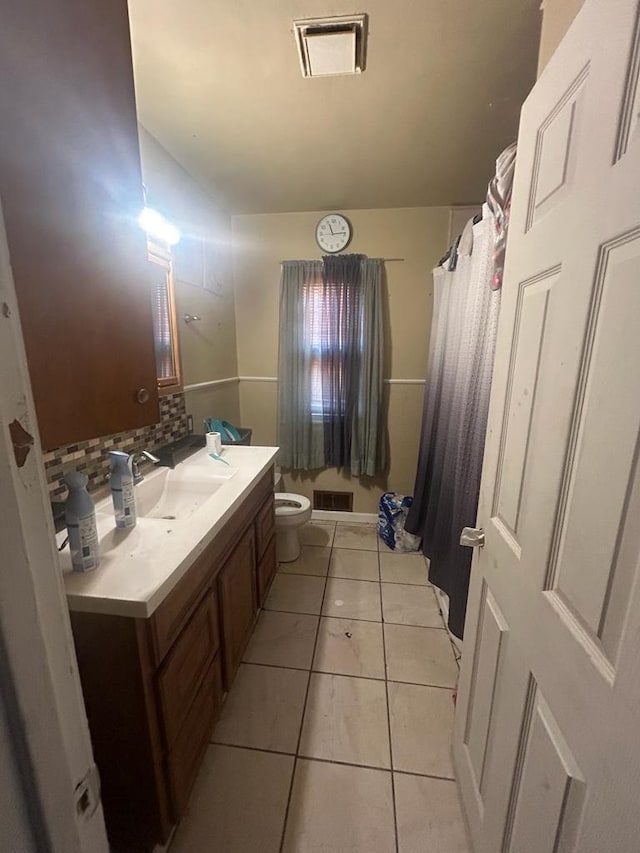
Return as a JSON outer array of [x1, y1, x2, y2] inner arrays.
[[170, 520, 470, 853]]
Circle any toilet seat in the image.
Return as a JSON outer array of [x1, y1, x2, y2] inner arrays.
[[274, 492, 311, 516]]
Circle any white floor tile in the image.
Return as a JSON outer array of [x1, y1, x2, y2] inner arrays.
[[384, 624, 458, 687], [323, 577, 382, 621], [213, 664, 308, 753], [334, 523, 379, 551], [299, 673, 390, 768], [394, 773, 470, 853], [282, 760, 396, 853], [243, 610, 318, 669], [379, 552, 429, 585], [178, 515, 465, 852], [171, 745, 293, 853], [329, 547, 379, 580], [388, 681, 455, 778], [279, 545, 331, 576], [314, 617, 385, 679], [299, 521, 335, 547], [264, 572, 325, 615], [381, 583, 443, 627]]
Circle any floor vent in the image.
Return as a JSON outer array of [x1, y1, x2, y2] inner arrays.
[[313, 490, 353, 512]]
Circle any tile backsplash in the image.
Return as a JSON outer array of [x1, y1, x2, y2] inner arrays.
[[44, 392, 189, 498]]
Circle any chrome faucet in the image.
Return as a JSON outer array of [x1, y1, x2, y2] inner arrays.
[[132, 449, 160, 484]]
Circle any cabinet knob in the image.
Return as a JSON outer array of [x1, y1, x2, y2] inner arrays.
[[136, 387, 150, 404]]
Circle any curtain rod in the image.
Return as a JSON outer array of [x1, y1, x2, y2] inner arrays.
[[282, 257, 405, 263]]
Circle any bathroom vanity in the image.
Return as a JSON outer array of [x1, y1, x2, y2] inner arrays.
[[61, 446, 278, 851]]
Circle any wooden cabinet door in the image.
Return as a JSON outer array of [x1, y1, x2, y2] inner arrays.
[[257, 536, 277, 608], [218, 527, 257, 687], [255, 494, 276, 560], [166, 655, 223, 819], [157, 589, 219, 748], [0, 0, 158, 449]]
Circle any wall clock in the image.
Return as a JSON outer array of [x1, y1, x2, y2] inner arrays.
[[315, 213, 352, 253]]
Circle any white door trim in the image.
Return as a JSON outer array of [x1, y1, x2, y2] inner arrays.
[[0, 199, 109, 852]]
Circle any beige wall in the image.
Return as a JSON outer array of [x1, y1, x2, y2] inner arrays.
[[138, 127, 240, 428], [538, 0, 586, 75], [232, 207, 450, 512]]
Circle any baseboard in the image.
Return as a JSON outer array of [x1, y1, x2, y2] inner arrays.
[[311, 509, 378, 524]]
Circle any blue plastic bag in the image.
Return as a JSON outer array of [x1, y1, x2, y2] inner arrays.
[[377, 493, 421, 552]]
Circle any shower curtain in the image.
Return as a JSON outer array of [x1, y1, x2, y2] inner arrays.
[[405, 145, 515, 638], [405, 145, 516, 638], [405, 215, 499, 639]]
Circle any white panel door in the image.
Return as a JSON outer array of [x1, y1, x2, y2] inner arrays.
[[453, 1, 640, 851]]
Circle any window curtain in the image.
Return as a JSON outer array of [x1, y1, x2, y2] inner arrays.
[[277, 260, 325, 470], [352, 258, 385, 475], [277, 255, 385, 476]]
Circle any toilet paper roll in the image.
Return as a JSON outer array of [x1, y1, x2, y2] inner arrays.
[[206, 432, 222, 454]]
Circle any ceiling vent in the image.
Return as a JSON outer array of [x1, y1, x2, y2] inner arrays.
[[293, 14, 367, 78]]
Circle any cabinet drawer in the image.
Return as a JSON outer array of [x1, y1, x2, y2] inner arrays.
[[257, 535, 277, 607], [158, 589, 219, 748], [255, 494, 275, 561], [166, 654, 223, 818]]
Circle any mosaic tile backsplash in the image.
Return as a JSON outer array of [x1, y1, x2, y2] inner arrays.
[[44, 392, 189, 498]]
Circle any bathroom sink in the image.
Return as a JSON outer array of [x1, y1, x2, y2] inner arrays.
[[133, 466, 231, 520]]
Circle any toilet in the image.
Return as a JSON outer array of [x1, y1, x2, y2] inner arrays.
[[273, 471, 312, 562]]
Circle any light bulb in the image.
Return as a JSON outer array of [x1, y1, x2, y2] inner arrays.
[[138, 207, 180, 246]]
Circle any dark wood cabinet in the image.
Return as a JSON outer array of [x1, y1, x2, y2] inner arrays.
[[69, 469, 276, 851], [255, 493, 277, 558], [0, 0, 158, 449], [158, 588, 219, 747], [257, 535, 278, 607], [166, 654, 223, 816], [219, 527, 257, 687], [255, 494, 277, 606]]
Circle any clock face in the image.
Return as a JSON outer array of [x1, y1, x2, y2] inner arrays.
[[316, 214, 352, 254]]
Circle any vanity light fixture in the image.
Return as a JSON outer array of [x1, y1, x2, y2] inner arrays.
[[138, 206, 181, 246], [183, 313, 201, 324]]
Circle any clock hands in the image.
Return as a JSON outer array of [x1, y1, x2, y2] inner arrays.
[[318, 216, 350, 249]]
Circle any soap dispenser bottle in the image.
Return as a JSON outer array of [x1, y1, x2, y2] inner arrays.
[[64, 471, 100, 572], [109, 450, 137, 529]]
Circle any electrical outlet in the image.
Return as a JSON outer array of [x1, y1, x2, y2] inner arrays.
[[187, 414, 194, 434]]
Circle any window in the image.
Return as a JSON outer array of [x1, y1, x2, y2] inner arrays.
[[305, 276, 364, 417], [306, 280, 325, 415], [148, 244, 182, 393]]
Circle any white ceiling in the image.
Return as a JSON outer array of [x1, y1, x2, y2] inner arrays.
[[129, 0, 541, 214]]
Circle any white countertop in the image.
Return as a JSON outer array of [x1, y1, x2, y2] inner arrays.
[[61, 445, 279, 619]]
